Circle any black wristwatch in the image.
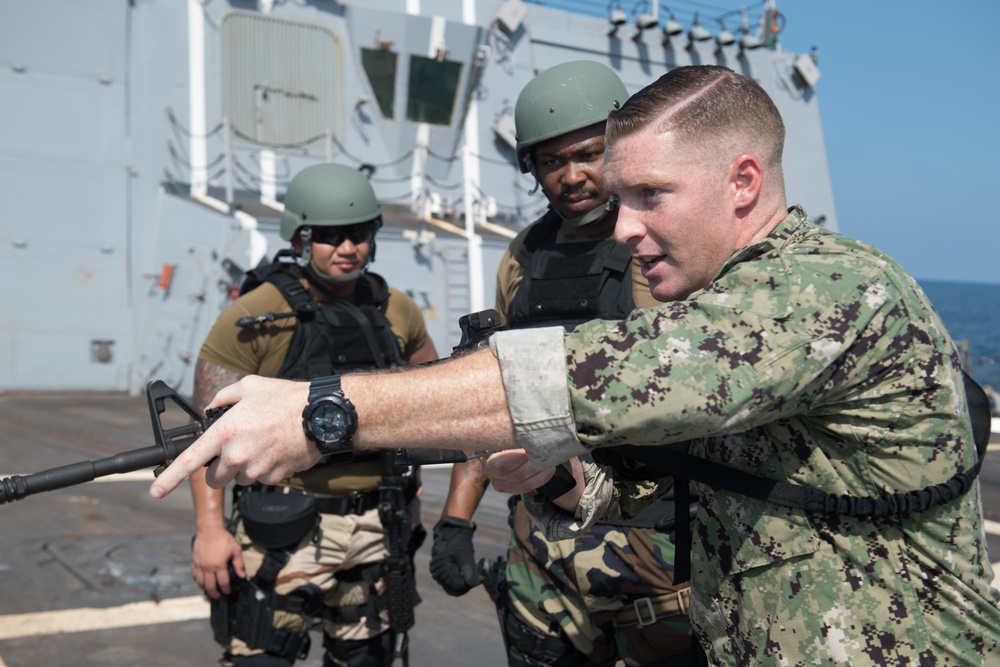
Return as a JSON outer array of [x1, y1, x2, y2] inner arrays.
[[302, 375, 357, 464]]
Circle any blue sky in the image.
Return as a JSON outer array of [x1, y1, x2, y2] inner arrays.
[[530, 0, 1000, 285], [775, 0, 1000, 286]]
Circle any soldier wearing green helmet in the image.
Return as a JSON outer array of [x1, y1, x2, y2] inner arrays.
[[189, 163, 438, 667], [278, 163, 384, 277], [430, 61, 693, 666]]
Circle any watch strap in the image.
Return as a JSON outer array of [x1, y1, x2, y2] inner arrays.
[[309, 375, 342, 399]]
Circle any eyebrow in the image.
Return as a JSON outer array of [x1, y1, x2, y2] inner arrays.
[[537, 139, 606, 160], [605, 174, 672, 194]]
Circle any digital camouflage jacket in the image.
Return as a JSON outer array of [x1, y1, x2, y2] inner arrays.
[[493, 207, 1000, 665]]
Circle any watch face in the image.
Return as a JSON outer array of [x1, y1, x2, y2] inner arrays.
[[312, 401, 350, 442]]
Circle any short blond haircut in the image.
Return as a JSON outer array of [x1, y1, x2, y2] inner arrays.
[[607, 66, 785, 172]]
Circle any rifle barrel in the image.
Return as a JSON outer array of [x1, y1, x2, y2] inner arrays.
[[0, 436, 198, 504]]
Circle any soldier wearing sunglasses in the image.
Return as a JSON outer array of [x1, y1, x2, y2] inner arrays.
[[188, 163, 438, 667]]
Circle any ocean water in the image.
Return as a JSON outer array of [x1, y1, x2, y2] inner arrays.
[[918, 279, 1000, 391]]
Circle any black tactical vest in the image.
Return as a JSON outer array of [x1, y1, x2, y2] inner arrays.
[[239, 252, 405, 381], [508, 209, 635, 329]]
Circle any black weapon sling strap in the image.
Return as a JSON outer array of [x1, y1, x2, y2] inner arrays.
[[599, 370, 992, 582], [238, 252, 404, 379], [302, 269, 400, 371]]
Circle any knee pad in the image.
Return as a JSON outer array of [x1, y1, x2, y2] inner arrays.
[[323, 631, 394, 667], [228, 652, 295, 667], [503, 609, 582, 667]]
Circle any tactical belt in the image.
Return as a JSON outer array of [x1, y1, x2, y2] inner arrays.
[[313, 489, 381, 516], [241, 485, 380, 517], [612, 588, 692, 629]]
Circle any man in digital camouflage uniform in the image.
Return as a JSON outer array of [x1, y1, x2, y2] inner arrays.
[[429, 61, 691, 667], [155, 66, 1000, 666], [188, 163, 438, 667]]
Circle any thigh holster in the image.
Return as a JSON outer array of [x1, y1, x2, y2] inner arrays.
[[321, 562, 388, 631], [211, 487, 323, 661]]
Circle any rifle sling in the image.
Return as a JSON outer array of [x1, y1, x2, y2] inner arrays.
[[613, 445, 982, 519], [608, 370, 991, 520]]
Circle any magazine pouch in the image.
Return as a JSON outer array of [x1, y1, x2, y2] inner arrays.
[[238, 488, 319, 551]]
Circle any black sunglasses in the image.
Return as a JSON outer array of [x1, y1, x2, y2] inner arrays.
[[310, 224, 374, 247]]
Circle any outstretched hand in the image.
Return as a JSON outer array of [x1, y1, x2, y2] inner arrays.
[[150, 376, 317, 498], [485, 449, 585, 512], [483, 449, 557, 494]]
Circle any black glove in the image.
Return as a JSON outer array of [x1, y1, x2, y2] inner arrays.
[[429, 516, 482, 596]]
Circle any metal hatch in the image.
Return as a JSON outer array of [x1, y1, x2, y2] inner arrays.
[[220, 11, 344, 155]]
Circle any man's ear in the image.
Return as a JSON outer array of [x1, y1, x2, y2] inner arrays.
[[291, 234, 304, 254], [731, 154, 764, 210]]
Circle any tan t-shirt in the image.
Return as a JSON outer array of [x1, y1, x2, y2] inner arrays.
[[199, 271, 429, 493], [494, 210, 659, 324]]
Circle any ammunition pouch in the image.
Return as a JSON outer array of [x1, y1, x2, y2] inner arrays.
[[237, 487, 320, 550], [323, 632, 395, 667]]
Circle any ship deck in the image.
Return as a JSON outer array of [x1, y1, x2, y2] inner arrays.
[[1, 391, 998, 667]]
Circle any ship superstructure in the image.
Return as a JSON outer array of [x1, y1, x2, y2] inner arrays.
[[0, 0, 836, 392]]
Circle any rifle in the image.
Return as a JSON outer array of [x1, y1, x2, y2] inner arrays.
[[0, 309, 510, 506], [0, 307, 578, 506], [371, 308, 506, 666], [0, 380, 221, 504], [378, 450, 416, 667], [0, 378, 492, 506]]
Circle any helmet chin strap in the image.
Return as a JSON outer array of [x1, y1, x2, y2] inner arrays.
[[295, 227, 313, 268], [309, 259, 365, 285], [560, 199, 614, 229], [294, 225, 368, 283], [524, 154, 541, 196]]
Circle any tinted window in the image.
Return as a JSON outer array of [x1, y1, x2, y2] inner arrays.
[[360, 47, 397, 119], [406, 55, 462, 125]]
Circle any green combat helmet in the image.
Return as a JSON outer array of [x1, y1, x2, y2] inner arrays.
[[279, 163, 382, 273], [279, 163, 382, 240], [514, 60, 628, 174]]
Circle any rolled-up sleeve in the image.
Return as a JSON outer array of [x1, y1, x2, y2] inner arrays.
[[488, 327, 588, 468], [519, 457, 614, 539]]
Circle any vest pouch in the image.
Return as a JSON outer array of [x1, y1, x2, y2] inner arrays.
[[510, 212, 634, 330], [238, 488, 319, 551]]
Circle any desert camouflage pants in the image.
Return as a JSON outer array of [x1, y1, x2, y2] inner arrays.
[[505, 500, 692, 667], [228, 505, 397, 660]]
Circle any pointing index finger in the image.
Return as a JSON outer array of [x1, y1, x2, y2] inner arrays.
[[150, 426, 224, 498]]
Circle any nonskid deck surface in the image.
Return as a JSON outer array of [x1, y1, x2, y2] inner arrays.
[[1, 392, 998, 667], [0, 392, 509, 667]]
